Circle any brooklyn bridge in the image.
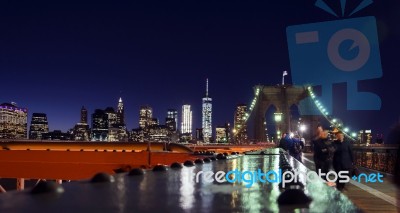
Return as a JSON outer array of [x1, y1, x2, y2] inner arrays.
[[0, 85, 399, 212]]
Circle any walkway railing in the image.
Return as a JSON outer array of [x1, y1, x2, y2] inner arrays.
[[352, 144, 398, 174]]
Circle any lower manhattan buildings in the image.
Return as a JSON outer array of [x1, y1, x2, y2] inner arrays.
[[0, 102, 28, 139], [29, 113, 49, 140], [70, 106, 90, 141], [234, 104, 248, 143], [202, 79, 212, 143], [90, 98, 128, 142], [1, 80, 226, 143], [180, 104, 193, 142]]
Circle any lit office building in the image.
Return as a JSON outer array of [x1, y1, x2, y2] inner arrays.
[[180, 105, 192, 142], [72, 106, 90, 141], [215, 126, 228, 143], [105, 107, 117, 128], [130, 128, 145, 142], [104, 106, 127, 142], [358, 130, 372, 145], [73, 123, 90, 141], [148, 125, 170, 142], [202, 79, 212, 142], [166, 118, 177, 132], [91, 109, 108, 141], [80, 106, 88, 124], [234, 104, 248, 143], [0, 102, 28, 139], [116, 97, 125, 126], [181, 105, 192, 134], [139, 106, 153, 128], [29, 113, 49, 140], [108, 127, 128, 142], [114, 98, 128, 141], [167, 109, 178, 131], [151, 118, 159, 126]]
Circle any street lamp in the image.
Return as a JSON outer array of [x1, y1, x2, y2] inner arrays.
[[274, 112, 283, 122], [299, 124, 305, 136], [299, 124, 306, 132], [274, 112, 283, 142]]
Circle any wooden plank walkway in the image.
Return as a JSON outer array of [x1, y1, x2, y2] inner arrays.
[[303, 153, 400, 212]]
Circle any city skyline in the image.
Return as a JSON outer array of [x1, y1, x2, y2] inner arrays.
[[1, 1, 399, 138], [2, 91, 229, 136]]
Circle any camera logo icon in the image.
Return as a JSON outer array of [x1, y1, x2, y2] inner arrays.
[[287, 16, 382, 115]]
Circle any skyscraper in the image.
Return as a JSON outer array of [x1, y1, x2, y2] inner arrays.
[[0, 102, 28, 139], [114, 97, 128, 141], [139, 106, 152, 128], [105, 107, 117, 128], [167, 109, 178, 131], [234, 104, 248, 143], [116, 97, 125, 126], [72, 106, 90, 141], [29, 113, 49, 140], [181, 105, 192, 135], [202, 79, 212, 142], [215, 126, 227, 143], [80, 106, 88, 124], [91, 109, 108, 141]]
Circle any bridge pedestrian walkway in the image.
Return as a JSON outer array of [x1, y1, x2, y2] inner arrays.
[[303, 153, 400, 212]]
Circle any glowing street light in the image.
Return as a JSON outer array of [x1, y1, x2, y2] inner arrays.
[[299, 124, 306, 132], [274, 112, 283, 122], [351, 132, 357, 138]]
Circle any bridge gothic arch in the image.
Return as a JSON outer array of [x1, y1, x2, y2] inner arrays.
[[251, 85, 308, 142]]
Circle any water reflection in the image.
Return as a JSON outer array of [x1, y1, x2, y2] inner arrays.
[[114, 175, 127, 213], [179, 166, 195, 211], [200, 162, 214, 212]]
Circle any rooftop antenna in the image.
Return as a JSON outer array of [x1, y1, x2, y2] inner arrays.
[[206, 78, 209, 97]]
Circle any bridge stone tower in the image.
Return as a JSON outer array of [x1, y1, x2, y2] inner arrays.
[[252, 84, 308, 142]]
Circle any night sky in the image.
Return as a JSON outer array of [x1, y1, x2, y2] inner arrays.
[[1, 0, 399, 139]]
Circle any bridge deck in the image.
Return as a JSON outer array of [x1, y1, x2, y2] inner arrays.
[[0, 150, 360, 212], [303, 153, 400, 213]]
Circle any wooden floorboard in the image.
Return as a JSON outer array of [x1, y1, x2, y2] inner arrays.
[[303, 153, 400, 213]]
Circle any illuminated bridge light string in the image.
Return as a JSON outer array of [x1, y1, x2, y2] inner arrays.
[[307, 86, 357, 141]]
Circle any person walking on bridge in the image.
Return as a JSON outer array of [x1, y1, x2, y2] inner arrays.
[[332, 131, 354, 191], [278, 133, 291, 152], [289, 134, 304, 163], [313, 130, 334, 181]]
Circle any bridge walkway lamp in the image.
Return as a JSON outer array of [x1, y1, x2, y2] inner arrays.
[[299, 124, 306, 138], [274, 112, 283, 142]]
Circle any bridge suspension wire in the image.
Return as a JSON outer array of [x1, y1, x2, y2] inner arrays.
[[306, 86, 358, 141]]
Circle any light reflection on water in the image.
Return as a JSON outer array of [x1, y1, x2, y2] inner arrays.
[[199, 162, 214, 212], [179, 166, 195, 210], [165, 152, 358, 212], [115, 175, 127, 213]]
